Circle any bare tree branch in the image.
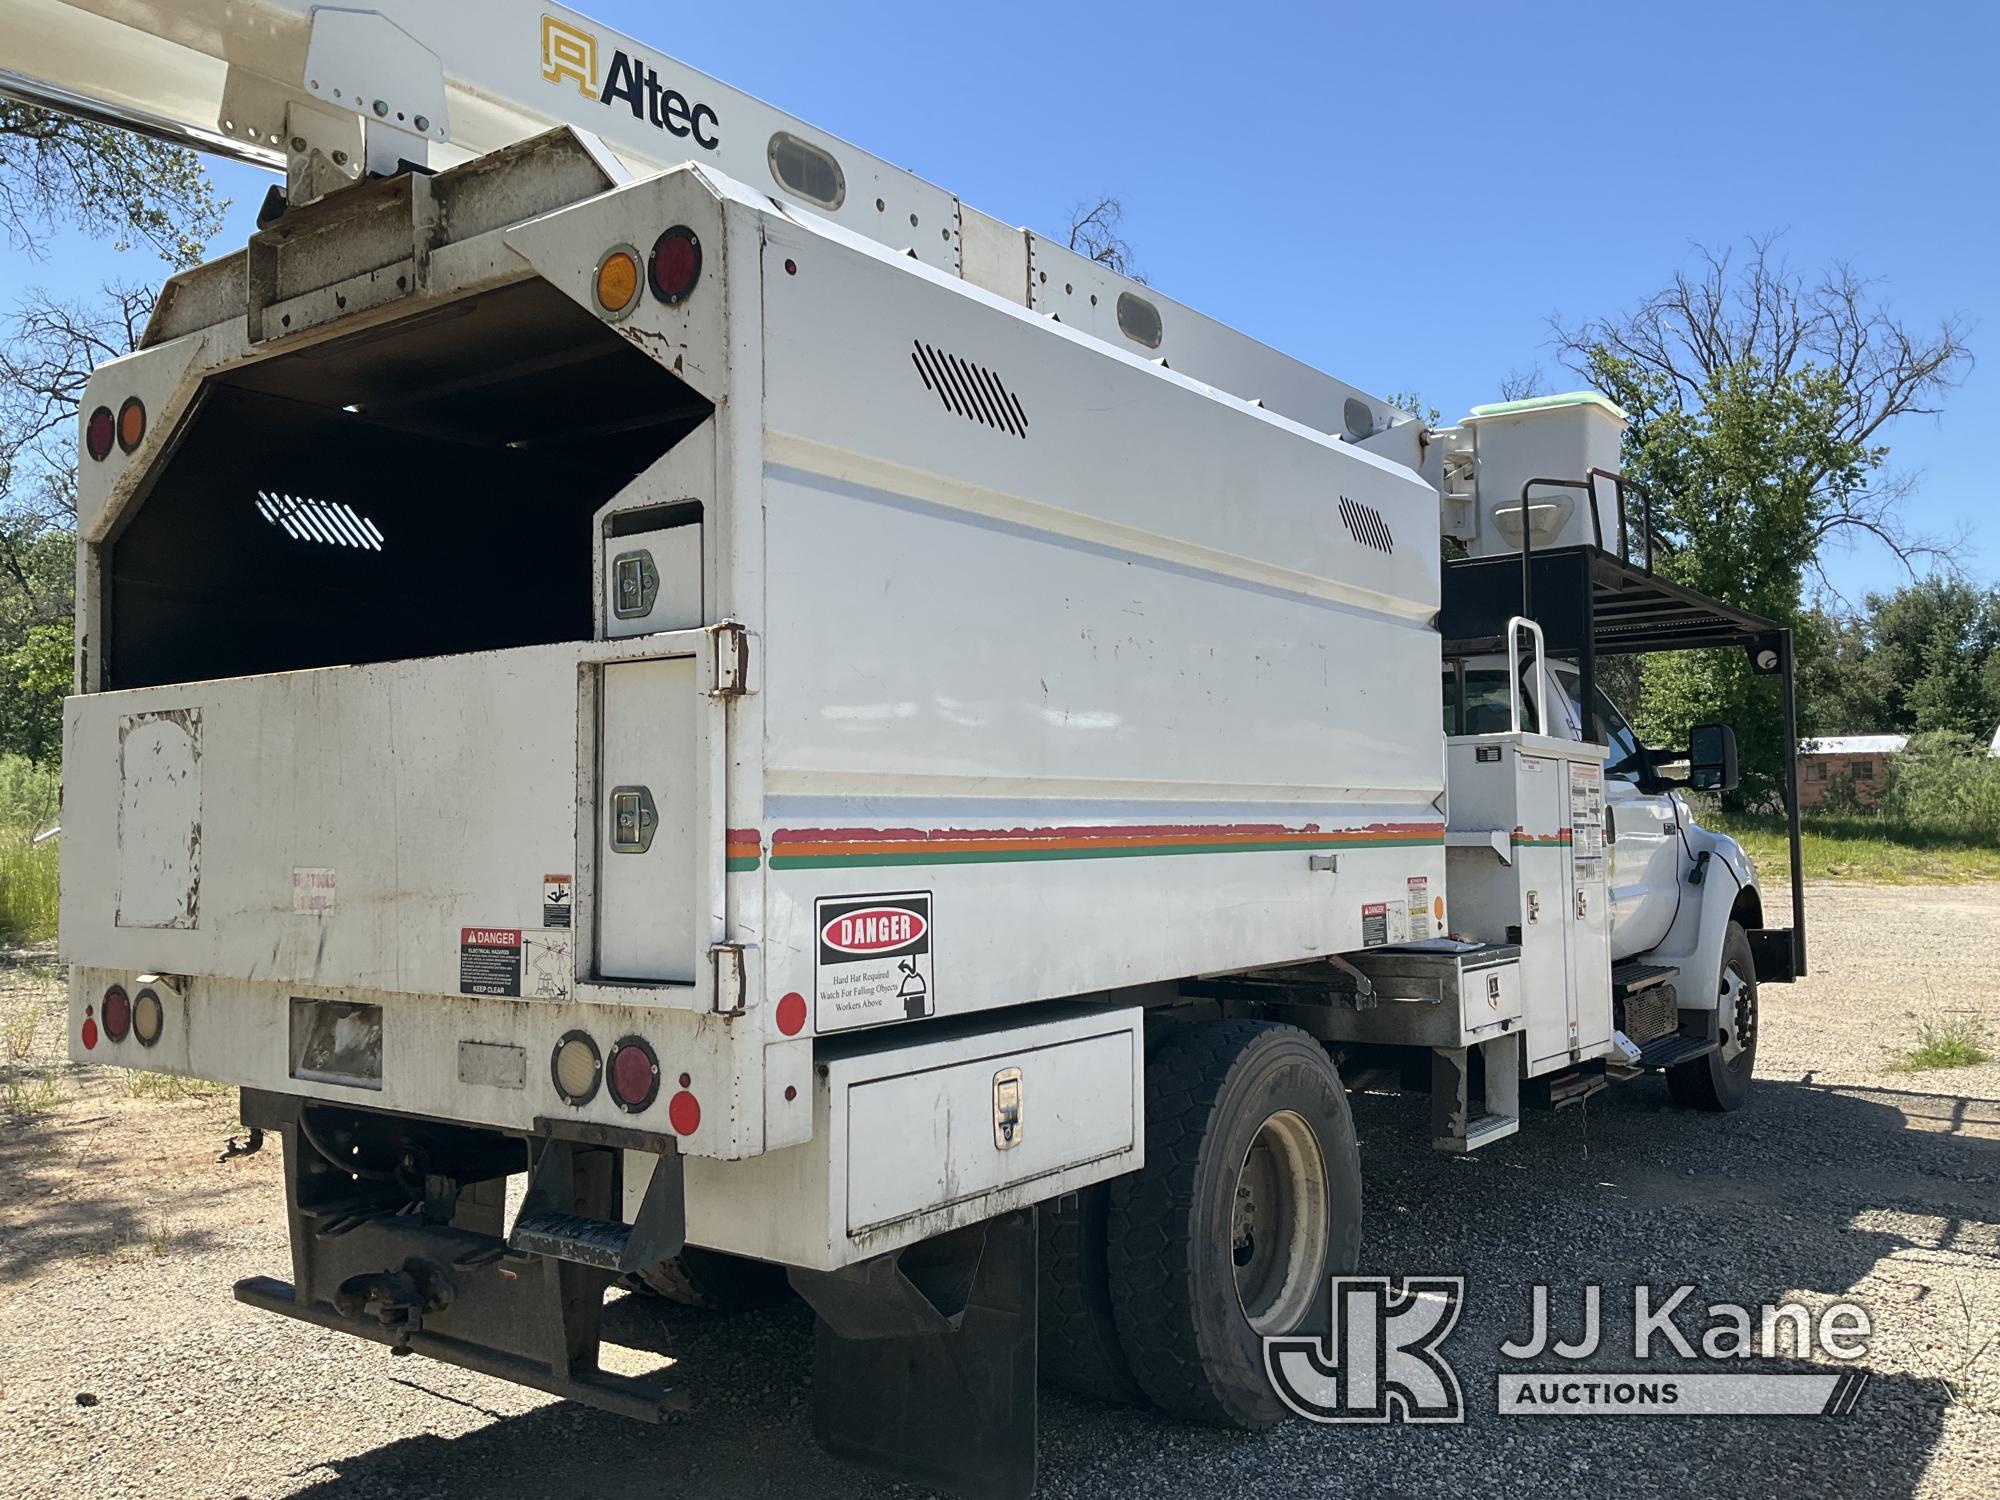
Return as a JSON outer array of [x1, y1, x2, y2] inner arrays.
[[1065, 194, 1143, 283]]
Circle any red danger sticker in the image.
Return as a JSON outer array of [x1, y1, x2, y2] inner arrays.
[[820, 906, 928, 956]]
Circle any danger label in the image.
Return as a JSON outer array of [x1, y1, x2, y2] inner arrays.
[[1361, 902, 1389, 947], [460, 927, 523, 996], [814, 891, 932, 1033]]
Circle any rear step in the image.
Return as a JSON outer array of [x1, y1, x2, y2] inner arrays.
[[1636, 1032, 1719, 1071], [506, 1139, 684, 1274], [1612, 960, 1680, 996]]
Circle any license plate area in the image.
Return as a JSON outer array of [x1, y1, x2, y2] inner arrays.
[[290, 998, 385, 1091]]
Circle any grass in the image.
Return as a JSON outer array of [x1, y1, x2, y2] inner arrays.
[[1705, 810, 2000, 885], [4, 998, 36, 1060], [0, 836, 58, 945], [1889, 1015, 1993, 1074], [126, 1070, 228, 1101], [0, 756, 60, 945], [2, 1065, 62, 1117]]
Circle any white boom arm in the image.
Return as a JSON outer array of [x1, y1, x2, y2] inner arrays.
[[0, 0, 1415, 451]]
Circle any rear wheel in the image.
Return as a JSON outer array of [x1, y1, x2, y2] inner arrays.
[[1668, 921, 1758, 1113], [1038, 1185, 1148, 1405], [636, 1245, 789, 1311], [1106, 1021, 1362, 1429]]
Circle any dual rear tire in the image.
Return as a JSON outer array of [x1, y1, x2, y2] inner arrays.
[[1040, 1020, 1362, 1428]]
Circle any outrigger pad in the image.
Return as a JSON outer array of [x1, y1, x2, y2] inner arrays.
[[801, 1210, 1037, 1500]]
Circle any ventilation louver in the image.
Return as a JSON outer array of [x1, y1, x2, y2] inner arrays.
[[1338, 496, 1394, 554], [911, 340, 1028, 438], [256, 490, 384, 550]]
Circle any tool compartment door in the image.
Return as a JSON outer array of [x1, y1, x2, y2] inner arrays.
[[595, 656, 702, 982]]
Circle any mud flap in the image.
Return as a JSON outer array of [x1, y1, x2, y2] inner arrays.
[[790, 1210, 1037, 1500]]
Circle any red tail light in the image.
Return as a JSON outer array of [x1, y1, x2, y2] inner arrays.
[[607, 1037, 660, 1113], [102, 985, 131, 1042], [85, 406, 115, 461], [648, 226, 702, 305]]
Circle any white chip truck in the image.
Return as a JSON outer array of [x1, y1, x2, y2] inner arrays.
[[4, 2, 1805, 1493]]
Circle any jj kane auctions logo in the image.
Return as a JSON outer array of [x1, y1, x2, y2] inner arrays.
[[541, 15, 721, 150]]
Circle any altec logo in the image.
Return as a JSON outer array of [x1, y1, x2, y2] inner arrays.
[[821, 907, 928, 956], [540, 15, 721, 150]]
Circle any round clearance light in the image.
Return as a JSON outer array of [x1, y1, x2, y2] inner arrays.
[[648, 226, 702, 306], [668, 1089, 701, 1137], [117, 396, 147, 454], [85, 406, 116, 462], [101, 985, 132, 1043], [606, 1036, 661, 1114], [132, 987, 165, 1048], [593, 245, 644, 320], [551, 1030, 602, 1106]]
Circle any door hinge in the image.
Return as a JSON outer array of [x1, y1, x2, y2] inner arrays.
[[709, 621, 753, 698], [710, 942, 749, 1015]]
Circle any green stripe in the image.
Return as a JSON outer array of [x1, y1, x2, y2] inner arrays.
[[727, 856, 761, 872], [770, 834, 1443, 871]]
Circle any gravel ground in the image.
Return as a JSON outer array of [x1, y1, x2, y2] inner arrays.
[[2, 883, 1995, 1499]]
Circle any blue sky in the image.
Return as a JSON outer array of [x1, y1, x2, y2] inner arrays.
[[14, 0, 1994, 601]]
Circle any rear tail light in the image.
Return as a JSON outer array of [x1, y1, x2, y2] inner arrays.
[[551, 1030, 602, 1106], [85, 406, 115, 461], [606, 1036, 660, 1113], [117, 396, 147, 453], [132, 987, 164, 1048], [593, 245, 643, 320], [648, 226, 702, 305], [101, 985, 131, 1042]]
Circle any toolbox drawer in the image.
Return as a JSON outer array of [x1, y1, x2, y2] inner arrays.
[[846, 1026, 1136, 1234]]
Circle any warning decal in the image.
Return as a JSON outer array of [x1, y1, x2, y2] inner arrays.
[[460, 928, 523, 996], [543, 874, 574, 929], [1407, 876, 1433, 940], [814, 891, 933, 1033], [1361, 902, 1389, 947], [523, 929, 573, 1000]]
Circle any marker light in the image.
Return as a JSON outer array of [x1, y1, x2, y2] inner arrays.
[[648, 227, 702, 305], [593, 246, 643, 320], [102, 985, 131, 1042], [668, 1089, 701, 1136], [117, 396, 147, 453], [85, 406, 115, 461], [132, 987, 164, 1047], [607, 1036, 661, 1113], [552, 1030, 602, 1106]]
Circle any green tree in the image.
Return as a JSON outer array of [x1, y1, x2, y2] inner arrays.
[[0, 108, 222, 763], [1555, 236, 1972, 804], [1, 103, 223, 267]]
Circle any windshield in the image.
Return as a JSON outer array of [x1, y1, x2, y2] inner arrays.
[[1551, 666, 1643, 778]]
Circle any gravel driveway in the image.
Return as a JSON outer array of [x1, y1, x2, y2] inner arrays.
[[2, 883, 1996, 1499]]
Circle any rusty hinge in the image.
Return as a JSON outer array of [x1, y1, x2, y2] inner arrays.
[[710, 943, 748, 1015], [709, 621, 752, 697]]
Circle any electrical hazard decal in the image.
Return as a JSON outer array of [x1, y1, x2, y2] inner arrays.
[[459, 927, 573, 999], [460, 928, 522, 996], [814, 891, 933, 1033]]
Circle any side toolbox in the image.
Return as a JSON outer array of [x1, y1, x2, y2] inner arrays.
[[679, 1004, 1144, 1270]]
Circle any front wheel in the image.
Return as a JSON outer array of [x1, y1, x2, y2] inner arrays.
[[1105, 1021, 1362, 1429], [1668, 920, 1758, 1112]]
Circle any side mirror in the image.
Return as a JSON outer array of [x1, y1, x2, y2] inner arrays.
[[1687, 723, 1739, 793]]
